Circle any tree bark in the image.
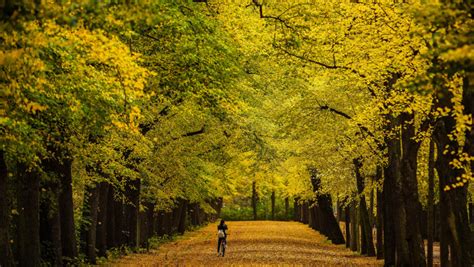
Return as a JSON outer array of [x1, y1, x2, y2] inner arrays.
[[82, 184, 99, 263], [156, 211, 164, 236], [469, 203, 474, 225], [106, 186, 116, 249], [427, 139, 435, 267], [0, 151, 13, 267], [58, 157, 78, 263], [113, 194, 124, 247], [96, 182, 109, 257], [40, 157, 63, 266], [309, 167, 345, 244], [311, 204, 321, 231], [252, 181, 258, 220], [301, 201, 309, 224], [285, 197, 289, 219], [345, 204, 351, 249], [145, 202, 155, 241], [435, 104, 473, 266], [17, 164, 41, 267], [130, 179, 141, 247], [294, 198, 300, 221], [399, 112, 426, 266], [375, 166, 384, 259], [271, 191, 276, 220], [39, 195, 62, 266], [354, 158, 375, 256], [177, 199, 187, 234], [383, 116, 399, 266], [350, 201, 358, 252]]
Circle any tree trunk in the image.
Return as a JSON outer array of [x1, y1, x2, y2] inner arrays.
[[114, 195, 124, 247], [311, 204, 321, 231], [435, 112, 473, 266], [106, 186, 116, 249], [375, 166, 384, 259], [354, 158, 375, 256], [439, 192, 449, 267], [469, 203, 474, 225], [145, 202, 155, 241], [17, 164, 41, 267], [58, 157, 78, 263], [177, 199, 187, 234], [301, 202, 309, 224], [40, 194, 62, 266], [345, 204, 351, 248], [383, 117, 399, 266], [139, 211, 147, 247], [427, 139, 435, 267], [252, 181, 257, 220], [285, 197, 289, 219], [399, 112, 426, 266], [214, 197, 223, 220], [156, 211, 164, 236], [369, 189, 374, 227], [40, 157, 63, 266], [360, 209, 367, 255], [96, 182, 109, 257], [82, 184, 99, 263], [271, 191, 275, 220], [294, 198, 300, 221], [164, 211, 173, 235], [130, 179, 141, 247], [0, 151, 13, 267], [350, 201, 358, 252], [309, 167, 345, 244]]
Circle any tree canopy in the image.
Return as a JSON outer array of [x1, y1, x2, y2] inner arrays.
[[0, 0, 472, 266]]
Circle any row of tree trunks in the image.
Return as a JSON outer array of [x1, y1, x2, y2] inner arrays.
[[78, 180, 216, 263], [3, 150, 218, 266], [28, 150, 80, 266]]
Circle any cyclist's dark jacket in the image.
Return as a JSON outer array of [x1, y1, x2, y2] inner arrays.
[[218, 224, 228, 238]]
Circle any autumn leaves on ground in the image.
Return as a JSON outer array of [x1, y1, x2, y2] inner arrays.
[[112, 221, 381, 266]]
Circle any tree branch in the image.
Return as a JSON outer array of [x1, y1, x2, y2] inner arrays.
[[319, 104, 352, 119], [251, 0, 295, 30], [318, 103, 385, 150], [181, 125, 205, 137]]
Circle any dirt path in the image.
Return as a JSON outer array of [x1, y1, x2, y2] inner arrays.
[[110, 221, 383, 266]]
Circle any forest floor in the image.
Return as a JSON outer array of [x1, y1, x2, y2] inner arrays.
[[109, 221, 383, 266]]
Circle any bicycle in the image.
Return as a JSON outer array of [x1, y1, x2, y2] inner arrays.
[[218, 237, 227, 256]]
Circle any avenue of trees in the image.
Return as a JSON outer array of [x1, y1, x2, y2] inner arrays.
[[0, 1, 472, 266]]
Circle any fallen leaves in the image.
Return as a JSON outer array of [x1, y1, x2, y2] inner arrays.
[[110, 221, 383, 266]]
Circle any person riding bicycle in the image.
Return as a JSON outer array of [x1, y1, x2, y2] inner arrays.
[[217, 219, 228, 256]]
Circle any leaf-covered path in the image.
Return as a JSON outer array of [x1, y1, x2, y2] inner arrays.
[[111, 221, 383, 266]]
